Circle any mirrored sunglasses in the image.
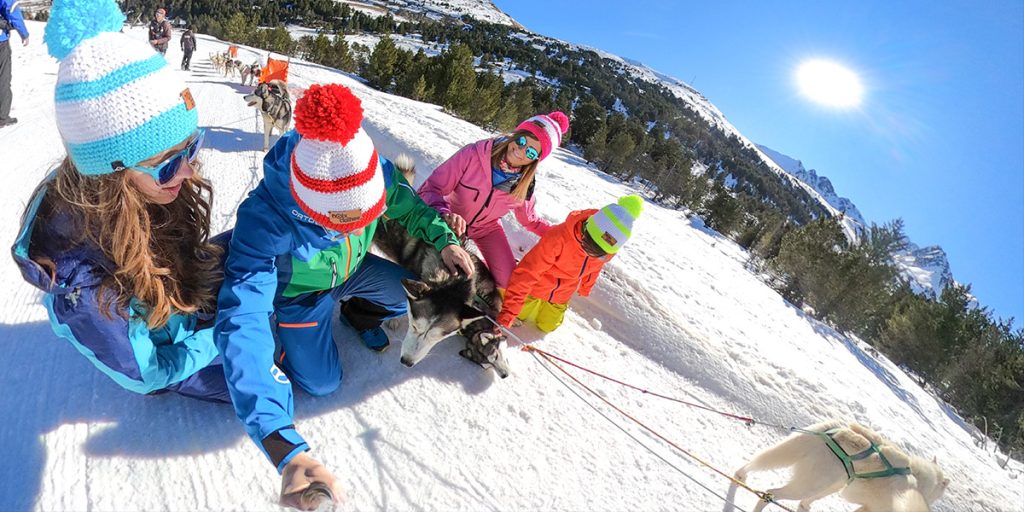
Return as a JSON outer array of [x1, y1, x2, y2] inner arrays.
[[135, 129, 206, 185], [516, 136, 540, 161]]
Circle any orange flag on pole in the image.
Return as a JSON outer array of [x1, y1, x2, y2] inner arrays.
[[260, 56, 290, 84]]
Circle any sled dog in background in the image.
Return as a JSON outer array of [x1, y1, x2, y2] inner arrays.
[[243, 80, 292, 151], [728, 420, 948, 512], [240, 61, 260, 87], [373, 156, 511, 378]]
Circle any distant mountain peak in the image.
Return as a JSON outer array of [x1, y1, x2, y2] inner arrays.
[[755, 144, 959, 298], [756, 144, 867, 227]]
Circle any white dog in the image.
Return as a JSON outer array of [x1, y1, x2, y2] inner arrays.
[[729, 421, 948, 512]]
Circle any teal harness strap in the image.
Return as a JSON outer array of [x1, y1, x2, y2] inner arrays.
[[797, 427, 912, 483]]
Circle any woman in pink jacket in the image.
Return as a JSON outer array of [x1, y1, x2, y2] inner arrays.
[[418, 112, 570, 288]]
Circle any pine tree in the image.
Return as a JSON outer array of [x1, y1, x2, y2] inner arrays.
[[583, 124, 608, 165], [331, 34, 356, 73], [223, 13, 253, 45], [573, 97, 602, 147], [771, 217, 848, 311], [701, 183, 742, 235], [366, 34, 399, 91], [602, 130, 636, 175], [438, 44, 478, 115], [467, 71, 503, 126]]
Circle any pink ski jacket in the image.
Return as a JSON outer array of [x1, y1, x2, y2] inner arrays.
[[418, 139, 552, 239]]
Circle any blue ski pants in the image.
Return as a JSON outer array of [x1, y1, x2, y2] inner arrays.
[[273, 254, 414, 396]]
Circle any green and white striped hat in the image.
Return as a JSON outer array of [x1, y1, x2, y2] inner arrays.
[[585, 195, 644, 254]]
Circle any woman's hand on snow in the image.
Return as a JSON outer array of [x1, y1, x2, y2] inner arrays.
[[441, 244, 475, 277], [279, 452, 344, 511], [442, 212, 466, 237]]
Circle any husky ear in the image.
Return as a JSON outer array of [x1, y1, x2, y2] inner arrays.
[[402, 279, 430, 300], [458, 304, 486, 325]]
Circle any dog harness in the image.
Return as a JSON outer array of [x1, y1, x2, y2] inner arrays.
[[813, 427, 912, 483]]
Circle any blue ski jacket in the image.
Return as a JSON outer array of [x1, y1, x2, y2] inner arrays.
[[0, 0, 29, 43], [12, 181, 224, 397], [215, 130, 459, 473]]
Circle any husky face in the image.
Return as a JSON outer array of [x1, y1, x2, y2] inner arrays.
[[460, 330, 511, 379], [399, 279, 485, 367]]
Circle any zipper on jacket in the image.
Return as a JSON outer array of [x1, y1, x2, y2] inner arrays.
[[572, 256, 590, 295], [465, 188, 495, 236], [330, 259, 338, 288]]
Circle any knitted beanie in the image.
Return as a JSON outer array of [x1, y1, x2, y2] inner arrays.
[[515, 111, 569, 161], [44, 0, 198, 176], [290, 83, 386, 233], [585, 195, 644, 254]]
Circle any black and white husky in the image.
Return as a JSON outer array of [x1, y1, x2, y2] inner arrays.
[[243, 79, 292, 151], [373, 156, 511, 378]]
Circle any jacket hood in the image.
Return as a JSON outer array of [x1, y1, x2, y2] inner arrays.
[[12, 182, 109, 294]]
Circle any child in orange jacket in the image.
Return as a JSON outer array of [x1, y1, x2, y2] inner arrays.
[[496, 195, 643, 332]]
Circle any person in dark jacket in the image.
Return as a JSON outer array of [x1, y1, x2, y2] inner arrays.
[[13, 0, 228, 403], [215, 83, 476, 509], [0, 0, 30, 127], [147, 7, 172, 55], [179, 27, 195, 70]]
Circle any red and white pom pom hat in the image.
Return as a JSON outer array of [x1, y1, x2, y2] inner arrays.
[[290, 83, 386, 233]]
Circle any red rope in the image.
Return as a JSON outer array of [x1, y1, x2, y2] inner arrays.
[[524, 345, 756, 425], [527, 347, 795, 512]]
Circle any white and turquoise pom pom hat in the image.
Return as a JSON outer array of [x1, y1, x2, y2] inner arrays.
[[44, 0, 198, 176]]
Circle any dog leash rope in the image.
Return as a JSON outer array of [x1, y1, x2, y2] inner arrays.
[[513, 343, 807, 435], [528, 347, 796, 512], [527, 345, 757, 424], [526, 348, 756, 512]]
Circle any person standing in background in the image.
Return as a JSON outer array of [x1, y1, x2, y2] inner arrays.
[[147, 7, 171, 55], [180, 26, 196, 70], [0, 0, 30, 127]]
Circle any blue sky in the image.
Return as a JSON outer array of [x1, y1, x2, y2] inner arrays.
[[495, 0, 1024, 327]]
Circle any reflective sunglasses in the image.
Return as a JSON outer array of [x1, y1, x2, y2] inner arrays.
[[515, 136, 540, 161], [134, 129, 206, 185]]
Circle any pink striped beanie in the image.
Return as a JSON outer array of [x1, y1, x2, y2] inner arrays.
[[515, 111, 570, 161]]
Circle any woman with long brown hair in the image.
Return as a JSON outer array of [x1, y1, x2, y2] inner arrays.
[[11, 0, 228, 402], [418, 111, 570, 288]]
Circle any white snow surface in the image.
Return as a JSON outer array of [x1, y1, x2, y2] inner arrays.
[[1, 23, 1021, 511]]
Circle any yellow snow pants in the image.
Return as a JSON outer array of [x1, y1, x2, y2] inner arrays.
[[517, 296, 568, 333]]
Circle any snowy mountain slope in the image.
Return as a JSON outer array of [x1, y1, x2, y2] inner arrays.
[[342, 0, 520, 28], [892, 243, 957, 298], [757, 144, 957, 297], [0, 22, 1020, 511]]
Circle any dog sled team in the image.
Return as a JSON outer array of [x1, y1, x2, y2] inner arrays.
[[13, 1, 953, 511]]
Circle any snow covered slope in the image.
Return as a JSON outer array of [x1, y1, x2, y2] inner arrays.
[[0, 22, 1019, 511], [341, 0, 520, 27]]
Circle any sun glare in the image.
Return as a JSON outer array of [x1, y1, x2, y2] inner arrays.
[[795, 59, 864, 108]]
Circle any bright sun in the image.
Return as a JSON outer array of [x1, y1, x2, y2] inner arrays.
[[795, 59, 864, 108]]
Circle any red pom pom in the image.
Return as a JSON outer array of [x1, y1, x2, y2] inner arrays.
[[549, 111, 570, 134], [294, 84, 364, 145]]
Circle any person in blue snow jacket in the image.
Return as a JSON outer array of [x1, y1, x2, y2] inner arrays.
[[11, 0, 229, 403], [214, 83, 476, 509], [0, 0, 30, 126]]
